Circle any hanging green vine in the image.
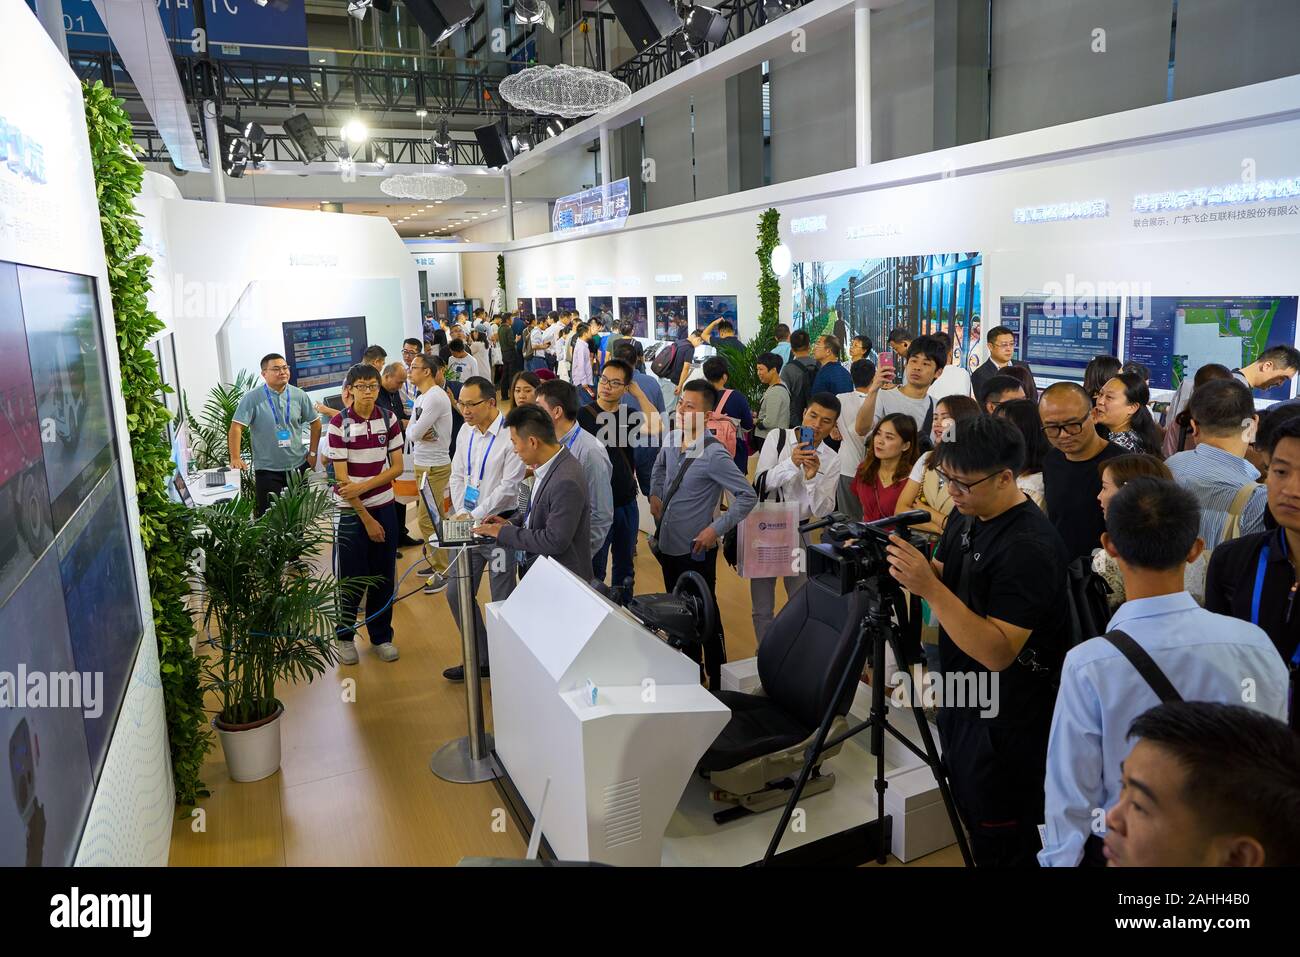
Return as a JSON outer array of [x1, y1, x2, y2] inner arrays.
[[497, 252, 507, 305], [719, 208, 782, 407], [83, 81, 211, 805]]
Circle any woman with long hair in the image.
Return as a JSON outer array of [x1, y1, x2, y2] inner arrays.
[[510, 370, 541, 408], [1091, 453, 1208, 606], [893, 395, 980, 536], [994, 397, 1050, 510], [853, 413, 920, 521], [1093, 371, 1163, 456], [1083, 354, 1122, 401]]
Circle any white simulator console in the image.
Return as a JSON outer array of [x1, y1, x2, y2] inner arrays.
[[487, 557, 730, 866]]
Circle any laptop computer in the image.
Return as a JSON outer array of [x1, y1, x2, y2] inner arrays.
[[172, 471, 196, 507], [419, 472, 478, 547]]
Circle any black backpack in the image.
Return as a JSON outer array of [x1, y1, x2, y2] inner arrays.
[[786, 358, 817, 427], [1063, 554, 1114, 650]]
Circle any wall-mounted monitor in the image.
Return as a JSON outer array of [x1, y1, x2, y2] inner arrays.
[[535, 297, 554, 314], [516, 297, 533, 316], [282, 316, 367, 393], [1124, 296, 1299, 399], [618, 297, 649, 338], [654, 296, 688, 340], [1004, 294, 1120, 381], [0, 260, 142, 865], [448, 300, 472, 323], [694, 295, 737, 333], [588, 296, 613, 324], [556, 297, 577, 312]]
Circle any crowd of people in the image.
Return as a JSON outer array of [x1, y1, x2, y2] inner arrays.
[[230, 306, 1300, 867]]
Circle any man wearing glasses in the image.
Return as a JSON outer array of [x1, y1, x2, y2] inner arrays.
[[230, 352, 321, 515], [400, 338, 422, 415], [444, 376, 527, 681], [885, 414, 1070, 866], [578, 358, 663, 590], [1039, 382, 1125, 560]]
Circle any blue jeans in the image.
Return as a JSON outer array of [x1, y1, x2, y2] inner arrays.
[[592, 501, 638, 591]]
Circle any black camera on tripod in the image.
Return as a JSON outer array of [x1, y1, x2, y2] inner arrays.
[[801, 510, 932, 597]]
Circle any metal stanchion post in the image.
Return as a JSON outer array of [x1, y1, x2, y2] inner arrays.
[[431, 543, 499, 783]]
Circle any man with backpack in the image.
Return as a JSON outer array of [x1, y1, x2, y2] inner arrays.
[[780, 329, 818, 427], [1040, 478, 1287, 866], [748, 392, 841, 644]]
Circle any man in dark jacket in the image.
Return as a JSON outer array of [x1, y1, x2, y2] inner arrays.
[[474, 404, 592, 581], [971, 324, 1034, 397]]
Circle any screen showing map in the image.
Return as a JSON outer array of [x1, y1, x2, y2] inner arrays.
[[1010, 295, 1120, 375], [1124, 296, 1299, 399]]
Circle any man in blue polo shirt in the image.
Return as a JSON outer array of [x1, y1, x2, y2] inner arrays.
[[230, 352, 320, 515]]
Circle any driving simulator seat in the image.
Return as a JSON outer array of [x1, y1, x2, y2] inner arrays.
[[698, 579, 869, 824]]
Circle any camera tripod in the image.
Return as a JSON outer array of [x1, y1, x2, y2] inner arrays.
[[759, 579, 973, 867]]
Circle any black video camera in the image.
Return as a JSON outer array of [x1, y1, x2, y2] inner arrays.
[[800, 510, 931, 596]]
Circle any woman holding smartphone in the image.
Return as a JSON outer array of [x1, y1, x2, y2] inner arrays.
[[852, 413, 920, 521]]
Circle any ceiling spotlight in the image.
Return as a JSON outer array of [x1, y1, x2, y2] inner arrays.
[[242, 121, 266, 145], [762, 0, 795, 21], [544, 118, 565, 138], [432, 117, 452, 149], [510, 130, 534, 153], [513, 0, 556, 31], [347, 0, 371, 19], [434, 144, 451, 165], [341, 118, 369, 143], [375, 150, 388, 170]]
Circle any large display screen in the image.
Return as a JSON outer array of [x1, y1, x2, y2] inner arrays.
[[1005, 294, 1121, 376], [17, 266, 116, 531], [1124, 296, 1299, 398], [282, 316, 367, 392], [618, 297, 649, 337], [0, 259, 141, 865], [534, 297, 554, 315], [515, 297, 533, 316], [556, 297, 577, 312], [695, 295, 737, 333], [792, 253, 984, 370], [654, 296, 688, 339]]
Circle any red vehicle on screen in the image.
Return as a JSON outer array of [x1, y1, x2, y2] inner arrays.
[[0, 338, 48, 558]]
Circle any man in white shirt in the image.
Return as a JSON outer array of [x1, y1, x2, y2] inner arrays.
[[570, 321, 595, 398], [835, 361, 875, 520], [927, 331, 973, 401], [749, 393, 841, 644], [1040, 477, 1287, 866], [406, 354, 455, 593], [528, 316, 560, 372], [444, 376, 527, 681]]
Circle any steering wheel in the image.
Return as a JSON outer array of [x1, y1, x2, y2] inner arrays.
[[672, 570, 716, 646]]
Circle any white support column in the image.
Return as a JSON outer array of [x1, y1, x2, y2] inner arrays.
[[503, 169, 515, 240], [201, 101, 226, 203], [35, 0, 69, 61], [599, 126, 612, 187], [854, 0, 872, 167]]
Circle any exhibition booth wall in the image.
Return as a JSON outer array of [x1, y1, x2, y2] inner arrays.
[[489, 74, 1300, 397], [138, 192, 422, 407], [0, 4, 171, 866]]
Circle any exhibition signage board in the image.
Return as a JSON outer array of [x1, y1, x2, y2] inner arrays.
[[552, 178, 631, 235]]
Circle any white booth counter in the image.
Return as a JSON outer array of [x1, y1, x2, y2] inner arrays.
[[486, 557, 729, 867]]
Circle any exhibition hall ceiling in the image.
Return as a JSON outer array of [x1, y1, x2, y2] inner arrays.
[[263, 198, 528, 237]]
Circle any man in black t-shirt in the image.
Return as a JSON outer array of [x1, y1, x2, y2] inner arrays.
[[1039, 381, 1125, 560], [886, 415, 1070, 867], [578, 358, 663, 591]]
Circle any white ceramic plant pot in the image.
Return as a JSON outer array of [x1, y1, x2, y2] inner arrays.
[[213, 703, 284, 783]]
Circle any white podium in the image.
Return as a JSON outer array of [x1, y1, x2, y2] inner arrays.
[[487, 557, 730, 867]]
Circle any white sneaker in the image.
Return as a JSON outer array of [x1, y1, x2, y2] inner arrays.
[[375, 642, 400, 662], [336, 639, 359, 665], [423, 572, 449, 595]]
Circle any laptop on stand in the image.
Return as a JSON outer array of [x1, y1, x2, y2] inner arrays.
[[419, 473, 480, 547]]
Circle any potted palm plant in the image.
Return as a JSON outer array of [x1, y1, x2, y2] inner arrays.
[[194, 471, 369, 782], [181, 370, 255, 469]]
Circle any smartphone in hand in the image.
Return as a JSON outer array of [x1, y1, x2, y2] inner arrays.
[[798, 425, 815, 448]]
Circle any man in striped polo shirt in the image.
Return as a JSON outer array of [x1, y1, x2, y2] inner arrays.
[[327, 363, 406, 664]]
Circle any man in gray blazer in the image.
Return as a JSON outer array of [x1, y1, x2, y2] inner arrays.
[[474, 404, 592, 582]]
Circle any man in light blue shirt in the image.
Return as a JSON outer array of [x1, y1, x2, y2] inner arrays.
[[1166, 378, 1267, 548], [229, 352, 320, 515], [1040, 477, 1287, 867], [771, 323, 793, 367]]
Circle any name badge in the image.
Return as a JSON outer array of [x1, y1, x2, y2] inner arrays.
[[276, 427, 292, 448], [463, 486, 481, 509]]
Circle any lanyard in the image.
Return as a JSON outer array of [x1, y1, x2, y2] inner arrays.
[[1251, 533, 1300, 666], [264, 384, 290, 429], [467, 428, 497, 486], [563, 423, 581, 450]]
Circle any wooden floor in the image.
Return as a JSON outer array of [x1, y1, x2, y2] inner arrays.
[[168, 516, 963, 867]]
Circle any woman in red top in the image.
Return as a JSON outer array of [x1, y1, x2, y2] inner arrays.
[[852, 412, 921, 521]]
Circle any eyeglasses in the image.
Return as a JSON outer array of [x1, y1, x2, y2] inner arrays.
[[460, 397, 490, 410], [597, 376, 628, 388], [1040, 415, 1090, 438], [935, 469, 1002, 496], [351, 383, 380, 394], [265, 365, 290, 374], [401, 349, 418, 357]]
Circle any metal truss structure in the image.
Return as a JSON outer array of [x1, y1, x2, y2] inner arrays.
[[130, 124, 489, 168], [611, 0, 812, 90]]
